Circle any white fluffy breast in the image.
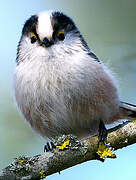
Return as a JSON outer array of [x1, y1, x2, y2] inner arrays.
[[37, 11, 53, 40]]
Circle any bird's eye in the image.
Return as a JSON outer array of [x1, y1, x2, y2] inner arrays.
[[57, 31, 65, 41], [30, 33, 37, 43]]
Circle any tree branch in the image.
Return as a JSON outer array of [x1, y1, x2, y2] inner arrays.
[[0, 120, 136, 180]]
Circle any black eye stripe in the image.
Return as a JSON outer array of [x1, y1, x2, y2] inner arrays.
[[22, 15, 38, 35], [52, 12, 76, 33]]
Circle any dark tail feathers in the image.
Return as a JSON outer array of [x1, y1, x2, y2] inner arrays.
[[119, 101, 136, 120]]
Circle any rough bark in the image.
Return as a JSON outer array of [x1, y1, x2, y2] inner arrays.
[[0, 120, 136, 180]]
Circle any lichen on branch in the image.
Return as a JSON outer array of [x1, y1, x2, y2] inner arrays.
[[0, 120, 136, 180]]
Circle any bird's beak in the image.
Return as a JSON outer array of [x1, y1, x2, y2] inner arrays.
[[42, 37, 54, 48]]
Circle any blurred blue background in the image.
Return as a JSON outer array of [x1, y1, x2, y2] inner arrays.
[[0, 0, 136, 179]]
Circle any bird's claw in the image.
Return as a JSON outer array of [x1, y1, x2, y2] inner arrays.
[[97, 141, 116, 159], [44, 141, 56, 152]]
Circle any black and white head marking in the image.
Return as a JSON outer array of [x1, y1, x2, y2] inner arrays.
[[16, 11, 100, 64], [21, 11, 78, 48]]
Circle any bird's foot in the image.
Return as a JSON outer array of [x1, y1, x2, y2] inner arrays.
[[43, 135, 74, 152], [97, 141, 116, 159], [44, 141, 56, 152], [44, 134, 88, 154], [97, 120, 116, 160]]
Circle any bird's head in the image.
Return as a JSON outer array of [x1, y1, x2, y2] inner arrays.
[[23, 11, 78, 47], [17, 11, 91, 64]]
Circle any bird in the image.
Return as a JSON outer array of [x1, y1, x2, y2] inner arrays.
[[14, 10, 136, 155]]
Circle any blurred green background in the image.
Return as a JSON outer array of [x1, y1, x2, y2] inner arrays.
[[0, 0, 136, 179]]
